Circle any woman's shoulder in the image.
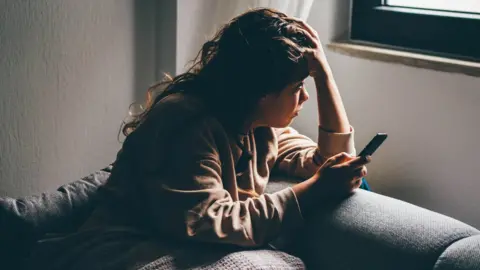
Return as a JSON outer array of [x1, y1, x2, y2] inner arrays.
[[139, 92, 224, 137], [145, 93, 204, 121], [150, 92, 205, 116], [119, 92, 227, 163]]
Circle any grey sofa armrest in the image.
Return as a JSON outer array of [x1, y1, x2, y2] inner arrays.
[[297, 188, 480, 270]]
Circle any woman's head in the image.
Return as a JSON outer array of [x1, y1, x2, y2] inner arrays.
[[197, 7, 315, 129], [123, 7, 315, 136]]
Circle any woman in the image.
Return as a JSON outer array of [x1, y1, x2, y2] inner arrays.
[[29, 7, 370, 269]]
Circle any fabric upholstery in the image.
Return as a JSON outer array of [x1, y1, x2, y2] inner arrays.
[[434, 235, 480, 270], [1, 168, 305, 270], [2, 169, 480, 270], [138, 247, 305, 270], [298, 189, 480, 270], [0, 166, 111, 268]]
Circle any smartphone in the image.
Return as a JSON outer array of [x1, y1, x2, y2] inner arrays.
[[358, 133, 388, 157]]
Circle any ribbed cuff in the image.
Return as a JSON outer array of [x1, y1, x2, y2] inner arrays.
[[317, 125, 356, 158]]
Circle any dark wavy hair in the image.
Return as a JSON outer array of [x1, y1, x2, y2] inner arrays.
[[121, 7, 315, 137]]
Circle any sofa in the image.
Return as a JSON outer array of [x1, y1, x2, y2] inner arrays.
[[1, 166, 479, 270]]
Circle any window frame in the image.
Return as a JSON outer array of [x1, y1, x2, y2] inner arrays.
[[350, 0, 480, 62]]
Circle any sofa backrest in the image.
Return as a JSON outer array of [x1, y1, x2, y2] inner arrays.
[[0, 166, 112, 268]]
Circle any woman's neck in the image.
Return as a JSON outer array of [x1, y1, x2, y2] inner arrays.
[[239, 115, 265, 135]]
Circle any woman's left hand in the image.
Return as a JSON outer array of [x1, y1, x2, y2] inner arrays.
[[286, 18, 332, 78]]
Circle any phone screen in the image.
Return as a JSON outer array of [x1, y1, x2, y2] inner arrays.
[[358, 133, 388, 157]]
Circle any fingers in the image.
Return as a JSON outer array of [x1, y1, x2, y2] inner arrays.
[[347, 167, 367, 192], [353, 166, 368, 179], [319, 153, 369, 195], [285, 17, 319, 40], [325, 152, 354, 166], [342, 155, 371, 169], [296, 28, 320, 48], [340, 164, 368, 188], [350, 178, 363, 190], [345, 166, 367, 187], [284, 17, 320, 50]]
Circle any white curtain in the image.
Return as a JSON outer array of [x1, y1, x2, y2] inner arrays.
[[176, 0, 314, 74], [216, 0, 315, 22]]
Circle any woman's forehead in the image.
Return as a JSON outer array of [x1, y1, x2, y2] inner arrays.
[[287, 79, 305, 88], [274, 79, 304, 95]]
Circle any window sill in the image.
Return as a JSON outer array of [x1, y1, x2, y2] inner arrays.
[[327, 42, 480, 77]]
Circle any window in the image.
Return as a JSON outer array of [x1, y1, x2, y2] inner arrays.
[[350, 0, 480, 62], [388, 0, 480, 14]]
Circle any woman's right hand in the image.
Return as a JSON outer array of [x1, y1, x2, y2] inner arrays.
[[292, 152, 371, 217], [313, 152, 371, 199]]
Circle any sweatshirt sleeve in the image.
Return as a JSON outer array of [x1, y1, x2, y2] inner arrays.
[[145, 117, 303, 247], [272, 125, 356, 179]]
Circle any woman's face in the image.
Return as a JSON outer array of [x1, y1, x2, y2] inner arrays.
[[254, 80, 309, 128]]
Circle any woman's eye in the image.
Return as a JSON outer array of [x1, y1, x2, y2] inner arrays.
[[295, 84, 304, 92]]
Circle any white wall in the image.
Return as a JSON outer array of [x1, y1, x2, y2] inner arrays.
[[295, 0, 480, 228], [0, 0, 158, 197], [156, 0, 177, 80], [177, 0, 240, 74]]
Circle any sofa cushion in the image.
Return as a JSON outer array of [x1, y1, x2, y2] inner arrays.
[[434, 235, 480, 270], [138, 248, 304, 270]]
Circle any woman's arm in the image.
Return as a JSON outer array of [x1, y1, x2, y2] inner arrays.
[[273, 126, 355, 179], [148, 117, 366, 247], [144, 117, 304, 248], [314, 72, 351, 133], [296, 19, 351, 134]]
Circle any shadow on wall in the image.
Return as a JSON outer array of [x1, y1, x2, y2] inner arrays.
[[331, 0, 350, 40], [133, 0, 156, 103], [374, 174, 435, 209]]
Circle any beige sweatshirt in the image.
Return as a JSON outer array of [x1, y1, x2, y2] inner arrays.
[[83, 92, 355, 247]]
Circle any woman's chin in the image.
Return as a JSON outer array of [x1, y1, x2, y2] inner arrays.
[[267, 116, 297, 128], [281, 118, 295, 127]]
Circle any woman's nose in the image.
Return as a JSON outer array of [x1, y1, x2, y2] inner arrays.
[[301, 87, 309, 102]]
